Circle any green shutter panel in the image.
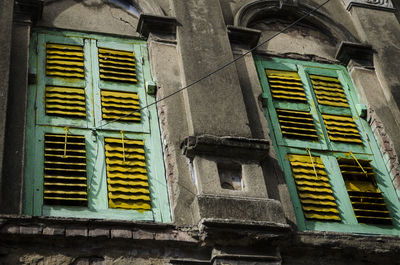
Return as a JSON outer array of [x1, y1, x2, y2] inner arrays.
[[100, 90, 141, 122], [309, 75, 349, 108], [276, 109, 318, 141], [338, 157, 392, 225], [104, 137, 152, 211], [46, 43, 85, 79], [322, 114, 362, 144], [98, 48, 137, 84], [288, 154, 341, 221], [266, 69, 307, 102], [45, 86, 86, 118], [43, 133, 88, 206]]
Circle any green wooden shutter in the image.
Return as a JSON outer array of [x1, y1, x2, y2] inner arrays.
[[256, 56, 400, 234], [43, 133, 88, 206]]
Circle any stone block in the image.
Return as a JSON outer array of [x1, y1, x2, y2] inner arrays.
[[66, 227, 88, 238], [89, 228, 109, 238], [132, 230, 154, 240], [20, 226, 42, 235], [110, 229, 132, 239], [42, 226, 65, 236]]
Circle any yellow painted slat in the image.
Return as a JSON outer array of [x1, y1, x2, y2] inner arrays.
[[44, 196, 87, 201], [44, 182, 87, 187], [100, 69, 137, 77], [46, 104, 86, 111], [310, 75, 341, 83], [304, 212, 341, 221], [302, 205, 339, 213], [46, 98, 85, 106], [311, 85, 344, 93], [288, 154, 322, 163], [105, 146, 145, 153], [45, 167, 86, 172], [266, 69, 301, 79], [46, 110, 86, 117], [295, 179, 331, 188], [99, 58, 136, 67], [105, 159, 146, 167], [292, 168, 327, 175], [271, 95, 306, 101], [105, 152, 145, 160], [324, 125, 359, 134], [47, 43, 83, 51], [46, 87, 84, 94], [105, 138, 144, 145], [102, 108, 141, 116], [298, 192, 336, 201], [101, 102, 140, 109], [101, 90, 139, 99], [46, 59, 84, 66], [322, 114, 355, 122], [45, 160, 86, 166], [108, 200, 151, 210], [269, 81, 304, 88], [107, 186, 150, 194], [46, 50, 84, 57], [44, 190, 87, 195], [100, 74, 137, 83], [107, 179, 149, 187], [101, 97, 140, 106], [293, 174, 330, 182], [296, 186, 333, 194], [282, 132, 318, 139], [300, 199, 337, 206], [281, 126, 317, 133], [98, 48, 135, 57], [277, 114, 314, 122], [99, 63, 136, 71], [329, 136, 362, 143], [102, 114, 140, 121], [107, 172, 148, 181], [107, 165, 147, 174], [44, 175, 86, 181], [324, 120, 357, 128], [46, 65, 84, 73], [290, 161, 324, 169], [316, 95, 348, 103], [108, 193, 151, 201], [314, 90, 347, 98], [46, 93, 85, 101], [46, 71, 84, 78], [271, 90, 306, 97], [317, 100, 350, 108]]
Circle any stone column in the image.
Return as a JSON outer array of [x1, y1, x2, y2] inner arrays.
[[1, 0, 42, 214], [0, 0, 14, 206]]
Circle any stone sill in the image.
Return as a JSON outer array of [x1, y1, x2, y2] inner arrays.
[[0, 214, 199, 244]]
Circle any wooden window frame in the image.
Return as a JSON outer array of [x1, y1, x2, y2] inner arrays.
[[255, 56, 400, 235], [24, 29, 171, 222]]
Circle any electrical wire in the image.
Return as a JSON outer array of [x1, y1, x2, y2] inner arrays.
[[96, 0, 331, 129]]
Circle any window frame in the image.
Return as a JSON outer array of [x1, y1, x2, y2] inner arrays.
[[255, 56, 400, 235], [24, 29, 171, 223]]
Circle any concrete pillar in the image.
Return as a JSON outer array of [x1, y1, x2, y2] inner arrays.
[[171, 0, 251, 137], [0, 0, 14, 207]]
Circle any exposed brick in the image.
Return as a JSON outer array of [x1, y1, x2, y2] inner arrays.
[[20, 226, 42, 235], [132, 229, 154, 240], [66, 227, 88, 238], [89, 228, 109, 238], [43, 226, 65, 236], [110, 229, 132, 239]]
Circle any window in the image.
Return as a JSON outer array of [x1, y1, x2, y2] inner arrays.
[[255, 56, 400, 235], [24, 29, 171, 222]]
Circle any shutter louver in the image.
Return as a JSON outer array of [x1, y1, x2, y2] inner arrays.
[[101, 90, 141, 122], [277, 109, 318, 141], [46, 43, 85, 79], [98, 48, 137, 84], [322, 114, 362, 144], [43, 134, 87, 206], [104, 137, 151, 211], [338, 158, 392, 225], [266, 69, 307, 102], [309, 75, 349, 108], [288, 154, 341, 221], [45, 86, 86, 118]]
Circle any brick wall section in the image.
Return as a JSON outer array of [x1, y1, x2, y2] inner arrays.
[[368, 109, 400, 194]]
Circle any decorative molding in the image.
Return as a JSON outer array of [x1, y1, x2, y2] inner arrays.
[[342, 0, 395, 11], [13, 0, 43, 24], [227, 25, 261, 48], [137, 14, 177, 37], [335, 41, 374, 67], [181, 135, 269, 161]]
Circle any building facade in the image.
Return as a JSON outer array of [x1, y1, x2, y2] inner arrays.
[[2, 0, 400, 264]]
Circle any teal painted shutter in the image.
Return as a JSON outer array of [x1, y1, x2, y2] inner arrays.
[[25, 30, 171, 222], [256, 57, 400, 234]]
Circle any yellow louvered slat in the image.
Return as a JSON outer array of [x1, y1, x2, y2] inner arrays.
[[98, 48, 138, 84], [104, 137, 151, 211], [45, 86, 86, 118], [337, 157, 392, 225], [100, 90, 141, 122], [43, 134, 87, 206], [288, 154, 341, 221], [309, 74, 349, 108], [266, 69, 307, 102], [46, 43, 85, 79], [276, 109, 318, 141], [322, 114, 362, 144]]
